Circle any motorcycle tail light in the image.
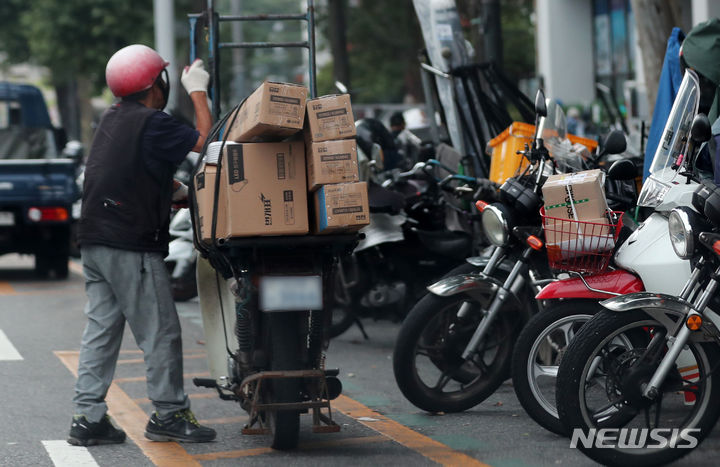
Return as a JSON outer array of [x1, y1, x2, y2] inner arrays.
[[28, 207, 69, 222], [526, 235, 544, 250]]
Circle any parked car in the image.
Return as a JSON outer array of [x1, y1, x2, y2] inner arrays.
[[0, 82, 81, 278]]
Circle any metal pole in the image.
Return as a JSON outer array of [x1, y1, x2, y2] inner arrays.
[[208, 0, 221, 119], [230, 0, 245, 105], [307, 0, 317, 98], [154, 0, 177, 112]]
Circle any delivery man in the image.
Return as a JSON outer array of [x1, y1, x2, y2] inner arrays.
[[68, 44, 215, 445]]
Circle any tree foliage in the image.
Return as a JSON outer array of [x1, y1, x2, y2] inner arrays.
[[317, 0, 424, 103], [18, 0, 152, 89]]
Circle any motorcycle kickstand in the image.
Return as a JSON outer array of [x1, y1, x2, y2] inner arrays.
[[354, 317, 369, 340]]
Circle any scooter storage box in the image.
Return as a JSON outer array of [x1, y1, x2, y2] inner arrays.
[[305, 94, 356, 142], [305, 139, 359, 191], [487, 122, 598, 184], [312, 182, 370, 234], [220, 141, 309, 237], [227, 81, 308, 142]]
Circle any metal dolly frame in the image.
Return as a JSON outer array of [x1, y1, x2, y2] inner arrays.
[[188, 0, 318, 120]]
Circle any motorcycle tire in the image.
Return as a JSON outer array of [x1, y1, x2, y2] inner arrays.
[[510, 300, 599, 435], [556, 309, 720, 466], [268, 312, 302, 450], [393, 290, 516, 413]]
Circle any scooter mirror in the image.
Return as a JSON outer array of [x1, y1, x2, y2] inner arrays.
[[603, 129, 627, 156], [334, 81, 348, 94], [691, 113, 712, 143], [607, 158, 637, 181], [534, 90, 547, 118]]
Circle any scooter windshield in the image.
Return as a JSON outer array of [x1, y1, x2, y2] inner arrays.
[[637, 70, 700, 207]]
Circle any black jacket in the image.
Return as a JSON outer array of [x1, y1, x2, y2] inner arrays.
[[78, 101, 174, 254]]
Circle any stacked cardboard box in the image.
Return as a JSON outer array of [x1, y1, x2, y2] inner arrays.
[[196, 81, 310, 240], [304, 94, 369, 234]]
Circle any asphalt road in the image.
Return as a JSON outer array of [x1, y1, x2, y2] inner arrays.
[[0, 254, 718, 466]]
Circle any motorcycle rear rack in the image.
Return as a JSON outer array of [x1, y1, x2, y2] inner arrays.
[[238, 369, 341, 435]]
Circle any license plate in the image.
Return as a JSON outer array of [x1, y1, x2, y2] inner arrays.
[[259, 275, 323, 312], [0, 212, 14, 226]]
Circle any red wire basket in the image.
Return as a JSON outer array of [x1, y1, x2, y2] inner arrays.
[[540, 208, 623, 274]]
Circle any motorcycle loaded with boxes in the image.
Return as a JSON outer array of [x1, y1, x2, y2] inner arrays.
[[190, 80, 368, 450]]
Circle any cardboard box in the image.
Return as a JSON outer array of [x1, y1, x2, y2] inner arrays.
[[313, 182, 369, 234], [223, 141, 308, 237], [542, 169, 612, 253], [306, 139, 359, 191], [227, 81, 308, 142], [542, 169, 609, 221], [194, 161, 229, 243], [305, 94, 356, 142]]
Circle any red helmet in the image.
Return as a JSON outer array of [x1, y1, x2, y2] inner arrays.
[[105, 44, 170, 97]]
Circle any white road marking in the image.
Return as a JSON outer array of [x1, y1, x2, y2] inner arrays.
[[42, 440, 99, 467], [0, 329, 22, 360]]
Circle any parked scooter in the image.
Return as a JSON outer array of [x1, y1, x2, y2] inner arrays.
[[510, 69, 705, 435], [392, 91, 631, 413], [329, 117, 485, 338], [330, 159, 481, 338], [555, 115, 719, 466], [165, 152, 200, 302]]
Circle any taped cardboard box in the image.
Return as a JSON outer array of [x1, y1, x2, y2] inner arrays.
[[222, 141, 309, 237], [541, 169, 612, 253], [194, 161, 229, 243], [227, 81, 308, 142], [306, 139, 359, 191], [313, 182, 369, 234], [305, 94, 356, 142]]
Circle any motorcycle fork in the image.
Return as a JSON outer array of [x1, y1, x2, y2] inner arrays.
[[460, 246, 532, 360], [643, 262, 719, 400]]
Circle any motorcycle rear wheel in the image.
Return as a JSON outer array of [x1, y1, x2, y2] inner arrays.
[[556, 309, 720, 466], [267, 312, 302, 450]]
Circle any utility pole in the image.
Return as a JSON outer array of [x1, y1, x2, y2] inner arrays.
[[154, 0, 177, 112], [328, 0, 351, 91]]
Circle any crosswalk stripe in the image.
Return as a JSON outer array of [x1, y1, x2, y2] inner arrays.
[[42, 440, 99, 467], [0, 328, 22, 360]]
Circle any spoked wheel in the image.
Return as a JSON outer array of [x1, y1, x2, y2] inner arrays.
[[267, 312, 302, 450], [557, 309, 720, 466], [393, 290, 517, 413], [511, 300, 600, 434]]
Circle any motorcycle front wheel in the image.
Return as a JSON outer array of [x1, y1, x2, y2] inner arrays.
[[510, 300, 599, 435], [556, 309, 720, 466], [393, 290, 518, 413], [267, 312, 302, 450]]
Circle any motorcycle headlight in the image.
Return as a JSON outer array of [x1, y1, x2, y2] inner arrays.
[[668, 208, 694, 259], [482, 204, 510, 246]]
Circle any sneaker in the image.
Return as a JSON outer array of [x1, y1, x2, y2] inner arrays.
[[67, 415, 126, 446], [144, 409, 216, 443]]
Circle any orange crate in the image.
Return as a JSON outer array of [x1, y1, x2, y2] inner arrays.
[[487, 122, 599, 184]]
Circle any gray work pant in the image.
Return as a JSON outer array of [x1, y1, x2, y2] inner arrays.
[[73, 245, 189, 422]]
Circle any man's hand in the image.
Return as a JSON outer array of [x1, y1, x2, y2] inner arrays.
[[181, 59, 210, 95]]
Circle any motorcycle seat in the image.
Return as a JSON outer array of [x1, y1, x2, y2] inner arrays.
[[413, 228, 472, 260], [368, 181, 405, 214]]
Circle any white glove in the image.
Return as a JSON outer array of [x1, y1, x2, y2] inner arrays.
[[172, 180, 188, 201], [181, 59, 210, 95]]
